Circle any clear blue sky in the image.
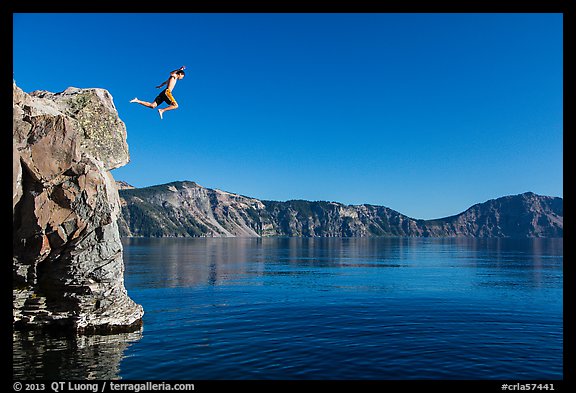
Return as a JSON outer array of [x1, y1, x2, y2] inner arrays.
[[13, 13, 563, 219]]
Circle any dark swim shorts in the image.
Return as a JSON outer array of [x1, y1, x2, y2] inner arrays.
[[154, 89, 177, 106]]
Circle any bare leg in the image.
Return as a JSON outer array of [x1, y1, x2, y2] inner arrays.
[[158, 104, 178, 119], [130, 98, 157, 109]]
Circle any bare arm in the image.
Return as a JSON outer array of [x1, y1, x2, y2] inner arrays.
[[157, 66, 186, 88], [170, 65, 186, 77]]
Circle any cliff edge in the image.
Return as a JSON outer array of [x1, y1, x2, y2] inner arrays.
[[13, 83, 143, 333]]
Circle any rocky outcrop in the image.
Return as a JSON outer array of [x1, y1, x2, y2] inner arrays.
[[116, 180, 135, 190], [118, 181, 265, 237], [261, 200, 417, 237], [13, 83, 143, 333], [118, 181, 563, 238]]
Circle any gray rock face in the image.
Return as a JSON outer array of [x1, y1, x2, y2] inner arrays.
[[118, 181, 562, 238], [118, 181, 265, 237], [418, 192, 563, 237], [13, 83, 143, 334]]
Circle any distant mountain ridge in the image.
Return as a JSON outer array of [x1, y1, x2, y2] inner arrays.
[[117, 181, 562, 238]]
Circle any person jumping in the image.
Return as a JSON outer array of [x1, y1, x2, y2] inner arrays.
[[130, 66, 186, 119]]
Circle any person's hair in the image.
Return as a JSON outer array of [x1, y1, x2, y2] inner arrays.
[[176, 70, 185, 76]]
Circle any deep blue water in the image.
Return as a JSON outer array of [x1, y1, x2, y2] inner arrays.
[[13, 237, 563, 380]]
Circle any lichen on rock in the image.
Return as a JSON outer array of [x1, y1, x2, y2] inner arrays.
[[13, 82, 143, 334]]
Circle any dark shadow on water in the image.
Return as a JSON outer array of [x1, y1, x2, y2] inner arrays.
[[13, 329, 142, 380]]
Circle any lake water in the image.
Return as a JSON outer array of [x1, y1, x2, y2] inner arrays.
[[13, 237, 563, 380]]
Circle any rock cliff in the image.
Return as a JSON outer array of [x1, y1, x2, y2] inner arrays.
[[13, 83, 143, 333], [413, 192, 563, 237], [118, 181, 265, 237], [118, 181, 562, 238]]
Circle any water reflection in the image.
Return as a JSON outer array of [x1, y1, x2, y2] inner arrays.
[[119, 237, 562, 380], [15, 238, 562, 380], [122, 237, 414, 289], [13, 329, 142, 380], [123, 238, 263, 288], [122, 237, 562, 291], [445, 238, 563, 289]]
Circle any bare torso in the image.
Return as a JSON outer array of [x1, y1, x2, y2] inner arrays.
[[166, 75, 178, 91]]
